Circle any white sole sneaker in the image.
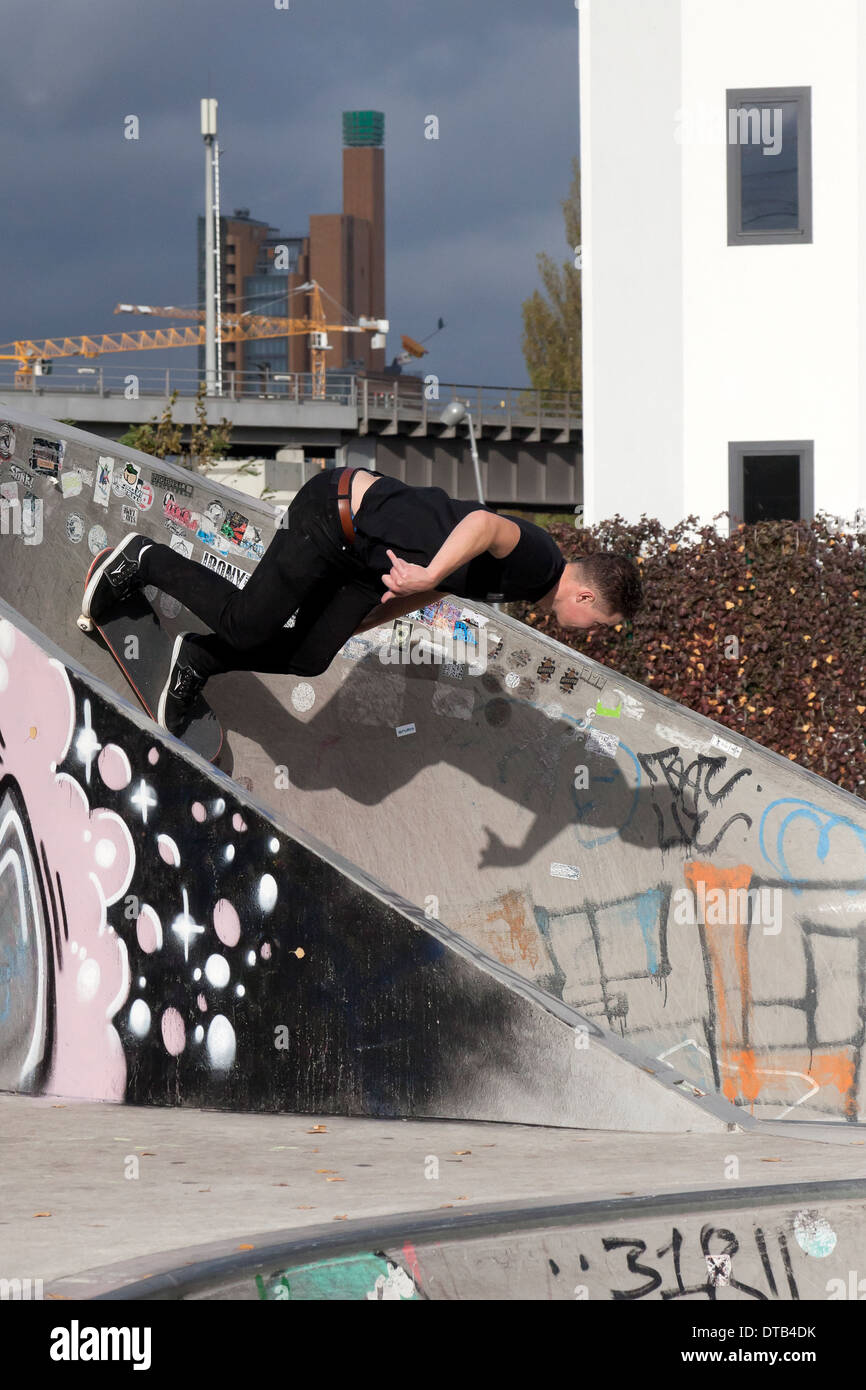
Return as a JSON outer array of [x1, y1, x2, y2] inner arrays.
[[157, 631, 195, 733], [81, 531, 147, 620]]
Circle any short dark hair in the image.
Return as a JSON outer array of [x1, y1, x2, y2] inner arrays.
[[570, 553, 643, 621]]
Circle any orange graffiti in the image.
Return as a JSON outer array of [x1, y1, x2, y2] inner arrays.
[[485, 888, 544, 970], [684, 862, 754, 1099], [683, 862, 858, 1116]]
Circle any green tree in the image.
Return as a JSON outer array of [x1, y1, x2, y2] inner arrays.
[[119, 386, 232, 472], [521, 156, 582, 402]]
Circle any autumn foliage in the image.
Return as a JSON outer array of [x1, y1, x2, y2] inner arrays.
[[511, 514, 866, 797]]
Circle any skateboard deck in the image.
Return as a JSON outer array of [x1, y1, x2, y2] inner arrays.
[[77, 552, 223, 763]]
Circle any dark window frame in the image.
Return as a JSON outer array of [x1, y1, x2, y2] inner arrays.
[[726, 86, 812, 246], [728, 440, 814, 529]]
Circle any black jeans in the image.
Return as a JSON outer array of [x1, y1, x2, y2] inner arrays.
[[138, 468, 384, 678]]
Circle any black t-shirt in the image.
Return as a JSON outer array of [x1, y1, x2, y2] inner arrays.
[[350, 474, 565, 603]]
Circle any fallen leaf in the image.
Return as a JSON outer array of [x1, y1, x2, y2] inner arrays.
[[325, 1177, 345, 1183], [296, 1205, 316, 1210], [237, 1244, 255, 1251], [308, 1125, 327, 1133], [333, 1214, 348, 1221], [453, 1150, 472, 1156], [315, 1169, 337, 1174], [438, 1204, 454, 1209], [761, 1157, 782, 1163], [198, 1189, 211, 1193], [33, 1212, 52, 1218]]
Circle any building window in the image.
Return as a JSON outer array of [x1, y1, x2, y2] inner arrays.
[[728, 441, 814, 527], [727, 87, 812, 245]]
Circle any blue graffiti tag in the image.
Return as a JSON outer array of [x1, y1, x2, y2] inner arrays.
[[759, 797, 866, 891]]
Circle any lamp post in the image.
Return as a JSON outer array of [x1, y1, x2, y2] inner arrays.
[[201, 98, 218, 398], [440, 399, 484, 504]]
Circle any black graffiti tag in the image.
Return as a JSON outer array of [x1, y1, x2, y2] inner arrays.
[[637, 747, 753, 853]]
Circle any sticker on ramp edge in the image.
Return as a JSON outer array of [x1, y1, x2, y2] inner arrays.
[[134, 480, 154, 510], [29, 436, 65, 479], [66, 514, 85, 544], [121, 504, 138, 526], [221, 510, 249, 546], [586, 727, 619, 759], [87, 524, 108, 556], [120, 460, 141, 495], [93, 456, 114, 507], [710, 733, 741, 759], [0, 422, 15, 460], [61, 472, 83, 499], [169, 533, 194, 559], [150, 469, 194, 497]]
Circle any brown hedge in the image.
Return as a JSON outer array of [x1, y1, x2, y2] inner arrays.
[[509, 513, 866, 797]]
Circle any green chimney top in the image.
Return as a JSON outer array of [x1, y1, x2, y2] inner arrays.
[[342, 111, 384, 147]]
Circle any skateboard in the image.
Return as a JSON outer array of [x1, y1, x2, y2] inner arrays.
[[76, 551, 223, 763]]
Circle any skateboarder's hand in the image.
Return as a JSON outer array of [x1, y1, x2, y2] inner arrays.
[[478, 827, 512, 868], [380, 550, 432, 602]]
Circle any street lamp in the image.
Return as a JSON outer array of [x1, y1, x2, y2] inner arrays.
[[440, 399, 484, 504]]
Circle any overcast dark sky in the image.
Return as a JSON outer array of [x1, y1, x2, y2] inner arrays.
[[1, 0, 579, 389]]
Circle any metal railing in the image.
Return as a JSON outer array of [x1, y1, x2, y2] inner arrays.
[[0, 362, 581, 430], [0, 363, 358, 406], [360, 379, 580, 430]]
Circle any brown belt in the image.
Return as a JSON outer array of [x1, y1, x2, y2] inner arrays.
[[337, 468, 356, 546]]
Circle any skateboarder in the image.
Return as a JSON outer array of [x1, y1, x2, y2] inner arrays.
[[82, 467, 642, 736]]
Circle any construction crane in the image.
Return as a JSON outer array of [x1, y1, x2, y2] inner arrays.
[[0, 282, 388, 399], [392, 318, 446, 369], [113, 282, 388, 399]]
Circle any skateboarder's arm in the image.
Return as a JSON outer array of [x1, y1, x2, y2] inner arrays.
[[381, 513, 521, 599], [354, 590, 443, 634]]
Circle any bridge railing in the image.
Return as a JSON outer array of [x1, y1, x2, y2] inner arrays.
[[0, 363, 581, 430], [0, 363, 358, 406], [359, 378, 580, 430]]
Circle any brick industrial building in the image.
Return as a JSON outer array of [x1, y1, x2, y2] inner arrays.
[[197, 111, 386, 384]]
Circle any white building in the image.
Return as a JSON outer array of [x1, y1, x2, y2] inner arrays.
[[579, 0, 866, 529]]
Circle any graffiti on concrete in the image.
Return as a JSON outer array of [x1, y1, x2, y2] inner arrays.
[[0, 616, 293, 1104], [636, 748, 753, 853]]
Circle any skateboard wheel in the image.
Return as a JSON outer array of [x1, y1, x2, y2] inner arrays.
[[76, 614, 93, 633]]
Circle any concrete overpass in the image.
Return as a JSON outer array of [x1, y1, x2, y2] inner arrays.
[[0, 364, 582, 507]]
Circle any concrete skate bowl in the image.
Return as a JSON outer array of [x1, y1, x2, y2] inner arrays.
[[1, 404, 866, 1128], [51, 1178, 866, 1301]]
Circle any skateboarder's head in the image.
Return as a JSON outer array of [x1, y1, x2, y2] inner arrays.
[[545, 553, 642, 631]]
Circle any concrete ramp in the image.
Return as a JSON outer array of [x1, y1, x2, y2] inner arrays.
[[1, 404, 865, 1127]]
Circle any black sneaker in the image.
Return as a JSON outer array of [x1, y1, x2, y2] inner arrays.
[[82, 533, 150, 622], [158, 634, 210, 736]]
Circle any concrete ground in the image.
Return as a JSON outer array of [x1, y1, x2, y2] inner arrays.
[[2, 1093, 866, 1289]]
